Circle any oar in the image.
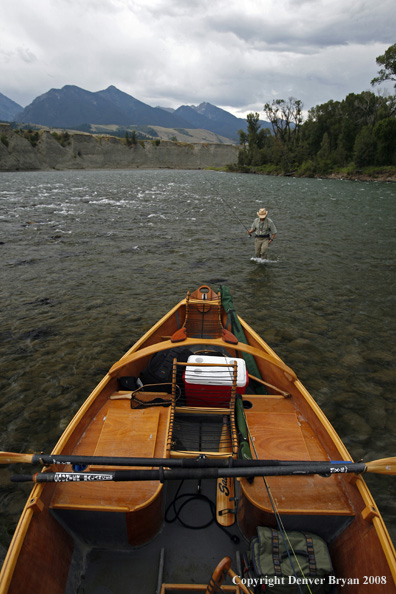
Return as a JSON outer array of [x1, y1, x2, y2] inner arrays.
[[9, 458, 396, 483], [1, 452, 396, 473], [0, 451, 351, 468]]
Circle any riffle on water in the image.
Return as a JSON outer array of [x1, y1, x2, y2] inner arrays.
[[0, 169, 395, 559]]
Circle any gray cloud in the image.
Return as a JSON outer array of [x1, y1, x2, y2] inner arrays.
[[0, 0, 395, 117]]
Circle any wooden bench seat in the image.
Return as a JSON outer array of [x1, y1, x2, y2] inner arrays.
[[238, 395, 354, 538], [50, 400, 170, 513]]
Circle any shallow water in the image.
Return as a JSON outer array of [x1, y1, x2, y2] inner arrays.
[[0, 169, 395, 559]]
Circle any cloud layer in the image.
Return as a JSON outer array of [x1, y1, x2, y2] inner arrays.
[[1, 0, 395, 117]]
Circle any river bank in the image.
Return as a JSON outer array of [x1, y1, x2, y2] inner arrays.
[[2, 122, 395, 182], [326, 170, 396, 183], [0, 124, 238, 172], [226, 163, 396, 183]]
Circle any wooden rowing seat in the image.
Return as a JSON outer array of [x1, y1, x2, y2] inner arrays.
[[171, 286, 238, 344], [50, 400, 171, 545]]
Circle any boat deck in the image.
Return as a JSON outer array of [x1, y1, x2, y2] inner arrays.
[[242, 395, 353, 511], [51, 401, 170, 513]]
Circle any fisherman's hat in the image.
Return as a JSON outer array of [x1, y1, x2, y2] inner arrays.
[[257, 208, 268, 217]]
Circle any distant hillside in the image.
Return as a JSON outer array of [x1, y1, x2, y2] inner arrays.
[[169, 102, 271, 140], [0, 92, 23, 122], [172, 102, 269, 140], [6, 85, 271, 142], [88, 124, 235, 144]]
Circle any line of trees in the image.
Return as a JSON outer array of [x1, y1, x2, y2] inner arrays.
[[235, 43, 396, 176]]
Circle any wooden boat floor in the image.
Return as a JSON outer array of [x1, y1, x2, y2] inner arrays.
[[241, 395, 354, 516], [50, 400, 170, 512]]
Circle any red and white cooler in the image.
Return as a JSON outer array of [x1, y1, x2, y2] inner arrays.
[[183, 355, 248, 408]]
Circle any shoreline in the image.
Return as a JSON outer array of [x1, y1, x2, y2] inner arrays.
[[228, 167, 396, 183]]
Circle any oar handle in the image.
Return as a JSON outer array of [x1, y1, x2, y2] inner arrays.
[[0, 452, 34, 464]]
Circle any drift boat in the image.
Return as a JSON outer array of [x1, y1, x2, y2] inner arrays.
[[1, 285, 396, 594]]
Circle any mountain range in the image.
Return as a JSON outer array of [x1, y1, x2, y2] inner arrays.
[[0, 92, 23, 122], [0, 85, 270, 142]]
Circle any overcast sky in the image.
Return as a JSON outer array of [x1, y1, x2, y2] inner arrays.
[[1, 0, 395, 118]]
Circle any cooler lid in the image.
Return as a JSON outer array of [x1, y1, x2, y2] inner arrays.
[[184, 355, 247, 386]]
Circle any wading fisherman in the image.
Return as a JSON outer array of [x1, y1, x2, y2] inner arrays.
[[248, 208, 277, 259]]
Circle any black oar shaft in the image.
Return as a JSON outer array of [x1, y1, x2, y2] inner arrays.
[[11, 461, 367, 483], [29, 453, 357, 469], [31, 454, 235, 468]]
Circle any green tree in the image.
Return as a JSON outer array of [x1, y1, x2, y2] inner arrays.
[[371, 43, 396, 89], [246, 112, 261, 146], [125, 130, 137, 146], [237, 47, 396, 175], [305, 100, 342, 155], [263, 97, 303, 143], [317, 132, 331, 162], [373, 118, 396, 165], [353, 126, 377, 168], [238, 113, 272, 167], [238, 129, 248, 146]]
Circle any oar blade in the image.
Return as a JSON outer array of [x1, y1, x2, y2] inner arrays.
[[365, 457, 396, 475], [0, 452, 33, 465]]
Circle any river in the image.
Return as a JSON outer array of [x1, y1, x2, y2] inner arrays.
[[0, 168, 395, 560]]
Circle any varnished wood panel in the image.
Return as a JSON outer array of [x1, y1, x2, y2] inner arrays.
[[330, 513, 395, 593], [246, 411, 311, 461], [126, 487, 163, 546], [93, 406, 160, 468], [50, 401, 170, 513], [240, 404, 354, 519], [8, 504, 73, 594]]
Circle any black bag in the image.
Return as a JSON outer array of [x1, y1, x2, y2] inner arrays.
[[118, 376, 142, 391], [140, 347, 193, 391]]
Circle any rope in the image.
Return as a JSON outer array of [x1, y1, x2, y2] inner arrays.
[[165, 480, 240, 543]]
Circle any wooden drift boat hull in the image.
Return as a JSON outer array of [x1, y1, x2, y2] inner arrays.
[[1, 284, 396, 594]]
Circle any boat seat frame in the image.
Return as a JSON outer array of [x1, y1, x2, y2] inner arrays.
[[170, 289, 238, 344], [167, 359, 239, 458]]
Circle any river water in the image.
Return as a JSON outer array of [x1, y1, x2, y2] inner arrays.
[[0, 169, 395, 560]]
